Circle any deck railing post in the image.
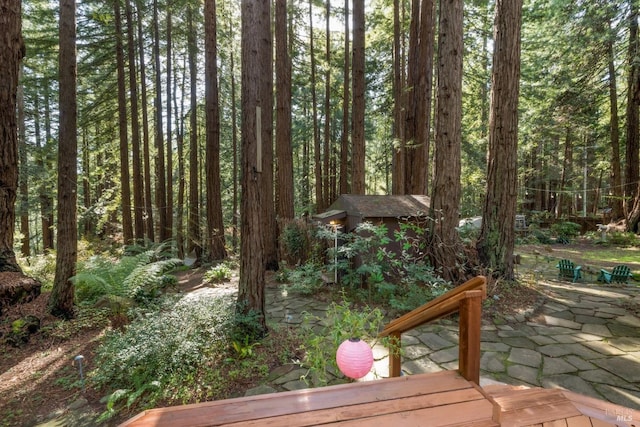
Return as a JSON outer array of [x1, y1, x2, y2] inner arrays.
[[458, 291, 483, 384], [389, 331, 402, 377]]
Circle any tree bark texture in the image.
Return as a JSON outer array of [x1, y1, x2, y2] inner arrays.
[[276, 0, 295, 220], [154, 0, 169, 242], [477, 0, 523, 280], [126, 0, 145, 242], [187, 5, 201, 259], [392, 0, 405, 195], [137, 0, 155, 242], [0, 0, 25, 273], [309, 0, 323, 211], [239, 0, 268, 333], [351, 0, 366, 194], [18, 66, 30, 256], [627, 1, 640, 222], [430, 0, 464, 283], [405, 0, 434, 196], [114, 0, 133, 245], [607, 19, 623, 221], [50, 0, 77, 319], [340, 0, 351, 195], [205, 0, 227, 261]]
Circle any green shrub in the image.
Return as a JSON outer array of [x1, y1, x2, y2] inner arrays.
[[92, 293, 235, 418], [551, 221, 581, 243], [203, 262, 233, 284], [605, 232, 639, 247], [72, 247, 181, 305], [299, 298, 393, 385], [283, 263, 325, 295]]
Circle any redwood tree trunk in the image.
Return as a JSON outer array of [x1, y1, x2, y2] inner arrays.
[[477, 0, 523, 280], [351, 0, 366, 194], [0, 0, 24, 273], [49, 0, 77, 318], [239, 0, 268, 334], [114, 0, 133, 245], [340, 0, 350, 195], [627, 1, 640, 220], [429, 0, 464, 283], [205, 0, 227, 260], [275, 0, 295, 220], [187, 4, 200, 259], [126, 0, 145, 242]]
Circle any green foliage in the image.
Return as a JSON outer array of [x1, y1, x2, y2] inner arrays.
[[203, 262, 233, 284], [310, 221, 451, 312], [91, 293, 235, 414], [280, 219, 314, 265], [283, 263, 325, 295], [18, 252, 57, 290], [551, 221, 581, 244], [231, 335, 261, 359], [599, 232, 640, 247], [299, 298, 392, 385], [72, 243, 182, 305]]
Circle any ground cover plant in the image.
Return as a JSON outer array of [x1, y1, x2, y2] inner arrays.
[[1, 234, 639, 426]]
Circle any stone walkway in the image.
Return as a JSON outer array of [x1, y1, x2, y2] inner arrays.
[[260, 279, 640, 411]]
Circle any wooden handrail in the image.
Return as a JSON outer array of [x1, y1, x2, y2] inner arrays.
[[378, 275, 486, 383]]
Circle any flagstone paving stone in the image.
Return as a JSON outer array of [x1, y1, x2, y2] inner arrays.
[[258, 279, 640, 411]]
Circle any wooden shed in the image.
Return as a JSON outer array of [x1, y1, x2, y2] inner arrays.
[[313, 194, 431, 233], [313, 195, 431, 271]]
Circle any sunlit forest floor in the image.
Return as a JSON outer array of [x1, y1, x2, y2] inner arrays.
[[1, 240, 638, 426]]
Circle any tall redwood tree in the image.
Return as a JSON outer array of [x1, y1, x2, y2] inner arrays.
[[49, 0, 77, 318], [0, 0, 25, 273]]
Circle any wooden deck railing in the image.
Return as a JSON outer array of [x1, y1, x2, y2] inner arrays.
[[378, 275, 487, 383]]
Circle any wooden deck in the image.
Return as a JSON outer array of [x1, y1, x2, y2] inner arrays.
[[120, 370, 639, 427]]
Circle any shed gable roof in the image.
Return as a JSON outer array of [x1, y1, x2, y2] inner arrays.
[[327, 195, 431, 218]]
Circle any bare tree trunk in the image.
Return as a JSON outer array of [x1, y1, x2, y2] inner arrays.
[[126, 0, 145, 242], [174, 57, 186, 258], [187, 5, 200, 260], [153, 0, 168, 242], [557, 128, 572, 218], [114, 0, 133, 245], [50, 0, 77, 318], [261, 4, 278, 271], [351, 0, 366, 194], [231, 45, 239, 253], [477, 0, 523, 280], [165, 4, 173, 243], [607, 19, 623, 220], [205, 0, 227, 260], [309, 0, 323, 211], [81, 129, 92, 237], [239, 0, 269, 334], [136, 0, 155, 242], [429, 0, 464, 283], [391, 0, 404, 195], [33, 90, 53, 252], [276, 0, 295, 220], [404, 0, 434, 195], [323, 0, 332, 206], [18, 66, 30, 257], [340, 0, 350, 195], [627, 1, 640, 220], [0, 0, 25, 272]]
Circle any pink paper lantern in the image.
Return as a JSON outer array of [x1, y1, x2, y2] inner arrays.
[[336, 338, 374, 379]]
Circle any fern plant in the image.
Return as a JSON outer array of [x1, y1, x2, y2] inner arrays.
[[73, 243, 182, 305], [123, 258, 182, 302]]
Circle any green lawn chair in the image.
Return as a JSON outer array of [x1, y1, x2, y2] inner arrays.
[[597, 265, 633, 284], [556, 259, 582, 282]]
